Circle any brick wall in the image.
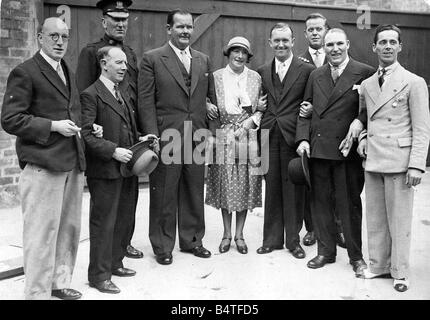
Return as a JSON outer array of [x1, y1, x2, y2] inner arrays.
[[0, 0, 40, 208]]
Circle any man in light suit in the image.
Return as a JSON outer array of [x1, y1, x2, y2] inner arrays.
[[256, 23, 314, 259], [351, 24, 430, 292], [296, 28, 375, 275], [138, 9, 217, 265], [1, 18, 85, 300]]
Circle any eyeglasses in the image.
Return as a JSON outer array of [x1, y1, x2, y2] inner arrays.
[[44, 32, 70, 42]]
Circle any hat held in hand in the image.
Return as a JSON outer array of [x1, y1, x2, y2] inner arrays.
[[120, 138, 159, 177], [288, 153, 311, 188]]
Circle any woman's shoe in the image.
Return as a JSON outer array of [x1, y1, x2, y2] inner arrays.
[[219, 237, 232, 253], [393, 278, 409, 292], [235, 238, 248, 254]]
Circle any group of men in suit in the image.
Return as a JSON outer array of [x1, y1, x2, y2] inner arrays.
[[1, 0, 429, 299]]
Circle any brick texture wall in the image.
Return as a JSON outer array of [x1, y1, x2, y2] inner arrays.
[[0, 0, 39, 208]]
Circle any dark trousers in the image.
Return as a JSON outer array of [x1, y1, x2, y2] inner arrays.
[[310, 159, 364, 260], [148, 161, 206, 255], [87, 176, 138, 283], [262, 125, 305, 250]]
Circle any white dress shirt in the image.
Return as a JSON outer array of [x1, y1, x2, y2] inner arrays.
[[378, 61, 399, 88], [329, 55, 350, 76], [308, 47, 326, 67], [275, 54, 293, 79], [169, 41, 192, 64], [99, 74, 118, 99]]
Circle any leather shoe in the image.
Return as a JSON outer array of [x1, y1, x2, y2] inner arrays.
[[219, 237, 231, 254], [125, 245, 143, 259], [234, 238, 248, 254], [289, 245, 306, 259], [393, 278, 409, 292], [307, 255, 336, 269], [350, 259, 367, 277], [336, 232, 347, 248], [303, 231, 316, 246], [181, 246, 211, 258], [156, 253, 173, 265], [112, 267, 136, 277], [51, 288, 82, 300], [256, 245, 283, 254], [89, 279, 120, 294]]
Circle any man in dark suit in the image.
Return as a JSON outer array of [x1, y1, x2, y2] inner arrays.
[[296, 28, 375, 275], [138, 9, 217, 265], [81, 46, 157, 294], [298, 13, 346, 249], [256, 23, 314, 259], [1, 18, 85, 300], [76, 0, 142, 259]]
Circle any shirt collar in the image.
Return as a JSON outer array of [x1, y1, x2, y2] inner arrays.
[[308, 47, 324, 56], [103, 33, 123, 46], [329, 55, 350, 71], [40, 49, 61, 71], [225, 64, 248, 77], [275, 54, 293, 73], [99, 74, 118, 96], [169, 41, 192, 59], [379, 61, 399, 76]]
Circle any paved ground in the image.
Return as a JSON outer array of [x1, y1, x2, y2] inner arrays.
[[0, 172, 429, 300]]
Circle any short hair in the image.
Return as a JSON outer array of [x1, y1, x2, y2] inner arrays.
[[269, 22, 294, 39], [324, 28, 348, 42], [224, 46, 252, 63], [167, 8, 193, 27], [96, 46, 118, 64], [373, 24, 402, 44], [305, 12, 329, 29]]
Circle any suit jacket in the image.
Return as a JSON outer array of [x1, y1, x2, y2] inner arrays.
[[358, 64, 430, 173], [298, 49, 328, 67], [1, 51, 86, 171], [138, 43, 217, 147], [257, 56, 315, 147], [296, 58, 375, 161], [81, 79, 139, 179], [76, 34, 138, 110]]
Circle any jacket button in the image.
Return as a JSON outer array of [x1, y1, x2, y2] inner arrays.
[[317, 133, 321, 137], [388, 118, 392, 122]]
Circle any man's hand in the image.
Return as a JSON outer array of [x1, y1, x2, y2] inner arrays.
[[113, 147, 133, 163], [347, 119, 364, 140], [241, 118, 257, 131], [296, 141, 310, 157], [92, 123, 103, 138], [357, 138, 367, 158], [256, 94, 268, 112], [406, 168, 423, 188], [51, 120, 81, 137], [206, 98, 218, 120], [299, 101, 313, 118], [139, 134, 160, 153]]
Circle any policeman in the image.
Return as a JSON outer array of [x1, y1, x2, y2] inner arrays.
[[76, 0, 143, 259]]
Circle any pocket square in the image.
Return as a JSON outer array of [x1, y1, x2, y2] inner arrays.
[[352, 84, 361, 94]]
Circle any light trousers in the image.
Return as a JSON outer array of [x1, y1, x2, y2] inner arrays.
[[19, 164, 84, 300], [365, 171, 414, 279]]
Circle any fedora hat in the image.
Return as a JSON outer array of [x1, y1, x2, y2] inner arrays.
[[120, 139, 159, 177], [288, 153, 311, 188], [223, 36, 253, 58]]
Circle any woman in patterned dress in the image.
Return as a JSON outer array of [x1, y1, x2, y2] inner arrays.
[[205, 36, 267, 254]]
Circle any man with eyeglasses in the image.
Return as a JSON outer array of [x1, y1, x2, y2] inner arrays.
[[1, 17, 85, 300], [76, 0, 143, 260]]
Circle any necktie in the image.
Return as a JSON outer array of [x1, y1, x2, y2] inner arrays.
[[180, 50, 191, 74], [114, 84, 124, 105], [314, 50, 322, 68], [378, 68, 386, 87], [56, 63, 67, 86], [331, 67, 340, 84], [278, 62, 287, 82]]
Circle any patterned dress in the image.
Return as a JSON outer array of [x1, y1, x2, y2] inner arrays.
[[205, 66, 263, 212]]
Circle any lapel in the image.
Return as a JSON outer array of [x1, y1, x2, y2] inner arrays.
[[315, 64, 334, 102], [279, 56, 302, 102], [260, 60, 276, 101], [364, 72, 380, 106], [95, 80, 128, 124], [34, 51, 69, 100], [190, 48, 201, 96], [160, 44, 189, 96], [370, 64, 408, 117], [123, 95, 138, 139], [321, 59, 363, 114], [303, 50, 315, 66]]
